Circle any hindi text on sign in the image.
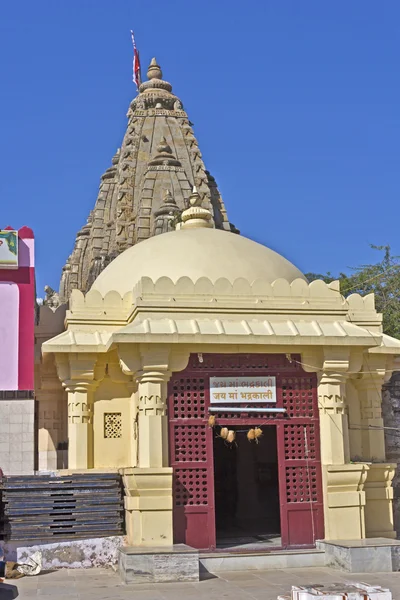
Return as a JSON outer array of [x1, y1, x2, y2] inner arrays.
[[210, 376, 276, 404]]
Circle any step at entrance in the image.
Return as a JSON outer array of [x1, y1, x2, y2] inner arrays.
[[200, 548, 325, 573]]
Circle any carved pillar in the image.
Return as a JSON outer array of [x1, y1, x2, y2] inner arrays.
[[65, 381, 98, 469], [55, 354, 104, 470], [136, 366, 171, 469], [316, 352, 369, 540], [354, 359, 386, 462], [117, 344, 190, 546], [123, 356, 172, 546], [318, 359, 350, 465], [353, 357, 396, 538]]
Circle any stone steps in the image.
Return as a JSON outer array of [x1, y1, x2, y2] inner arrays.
[[200, 548, 325, 573]]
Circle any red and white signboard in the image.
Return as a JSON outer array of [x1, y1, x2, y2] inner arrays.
[[210, 376, 276, 403]]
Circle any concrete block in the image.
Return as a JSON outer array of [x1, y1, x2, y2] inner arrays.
[[319, 538, 400, 572], [118, 544, 199, 584]]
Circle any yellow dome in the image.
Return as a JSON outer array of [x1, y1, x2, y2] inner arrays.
[[91, 228, 305, 296]]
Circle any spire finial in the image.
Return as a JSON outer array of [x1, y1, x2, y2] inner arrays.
[[180, 187, 214, 230], [147, 57, 162, 80]]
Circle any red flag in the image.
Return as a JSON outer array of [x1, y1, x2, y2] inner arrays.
[[130, 31, 141, 90]]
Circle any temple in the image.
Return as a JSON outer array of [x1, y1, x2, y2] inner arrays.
[[34, 57, 400, 559]]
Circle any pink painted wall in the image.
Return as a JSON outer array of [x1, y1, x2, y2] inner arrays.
[[0, 226, 35, 391], [0, 282, 19, 390]]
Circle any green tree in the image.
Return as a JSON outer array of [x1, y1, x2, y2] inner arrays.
[[305, 245, 400, 340]]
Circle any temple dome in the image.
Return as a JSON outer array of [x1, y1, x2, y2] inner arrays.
[[91, 228, 305, 296]]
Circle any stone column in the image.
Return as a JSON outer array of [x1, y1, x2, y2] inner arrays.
[[354, 358, 396, 538], [117, 344, 190, 547], [65, 381, 98, 470], [136, 367, 170, 469], [318, 360, 350, 465], [55, 353, 104, 471], [354, 360, 386, 462], [317, 354, 369, 540], [122, 362, 173, 546]]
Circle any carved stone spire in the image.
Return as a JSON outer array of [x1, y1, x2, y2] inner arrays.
[[59, 56, 235, 301], [180, 187, 213, 230]]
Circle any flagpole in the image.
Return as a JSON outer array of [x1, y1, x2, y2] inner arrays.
[[130, 30, 142, 91], [137, 50, 142, 86]]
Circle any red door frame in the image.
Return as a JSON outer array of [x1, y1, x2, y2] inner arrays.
[[168, 353, 324, 551]]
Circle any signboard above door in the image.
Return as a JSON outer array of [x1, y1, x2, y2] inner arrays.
[[210, 376, 276, 404]]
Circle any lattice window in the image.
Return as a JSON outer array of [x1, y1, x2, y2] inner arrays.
[[282, 377, 315, 418], [104, 413, 122, 439], [174, 425, 207, 462], [172, 378, 205, 419], [284, 424, 316, 460], [174, 468, 209, 506], [286, 466, 318, 503]]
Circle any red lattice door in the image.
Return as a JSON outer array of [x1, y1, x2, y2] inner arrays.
[[278, 376, 324, 547], [168, 355, 324, 550], [168, 374, 216, 550]]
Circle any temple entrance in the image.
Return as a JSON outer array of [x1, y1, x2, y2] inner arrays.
[[214, 426, 281, 549], [168, 353, 324, 551]]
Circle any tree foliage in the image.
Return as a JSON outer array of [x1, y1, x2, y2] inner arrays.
[[305, 245, 400, 340]]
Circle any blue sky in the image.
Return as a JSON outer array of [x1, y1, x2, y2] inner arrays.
[[1, 1, 399, 294]]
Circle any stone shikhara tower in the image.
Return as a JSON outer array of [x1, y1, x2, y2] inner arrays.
[[59, 58, 237, 302]]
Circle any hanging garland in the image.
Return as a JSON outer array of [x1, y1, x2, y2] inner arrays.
[[208, 415, 263, 445]]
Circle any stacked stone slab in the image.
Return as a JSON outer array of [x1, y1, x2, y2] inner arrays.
[[59, 58, 236, 302]]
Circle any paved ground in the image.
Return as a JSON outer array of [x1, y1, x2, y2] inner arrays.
[[1, 566, 400, 600]]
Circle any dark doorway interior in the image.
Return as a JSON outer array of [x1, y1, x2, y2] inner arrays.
[[213, 426, 281, 549]]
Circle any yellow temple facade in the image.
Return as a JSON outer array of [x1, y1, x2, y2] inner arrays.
[[35, 59, 400, 554], [40, 190, 400, 550]]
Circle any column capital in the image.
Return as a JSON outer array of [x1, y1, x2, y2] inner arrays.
[[63, 379, 99, 394], [135, 368, 172, 385], [55, 353, 105, 388], [356, 355, 387, 383], [319, 361, 350, 390]]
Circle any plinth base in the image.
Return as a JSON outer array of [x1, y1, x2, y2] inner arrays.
[[118, 544, 199, 584], [317, 538, 400, 572]]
